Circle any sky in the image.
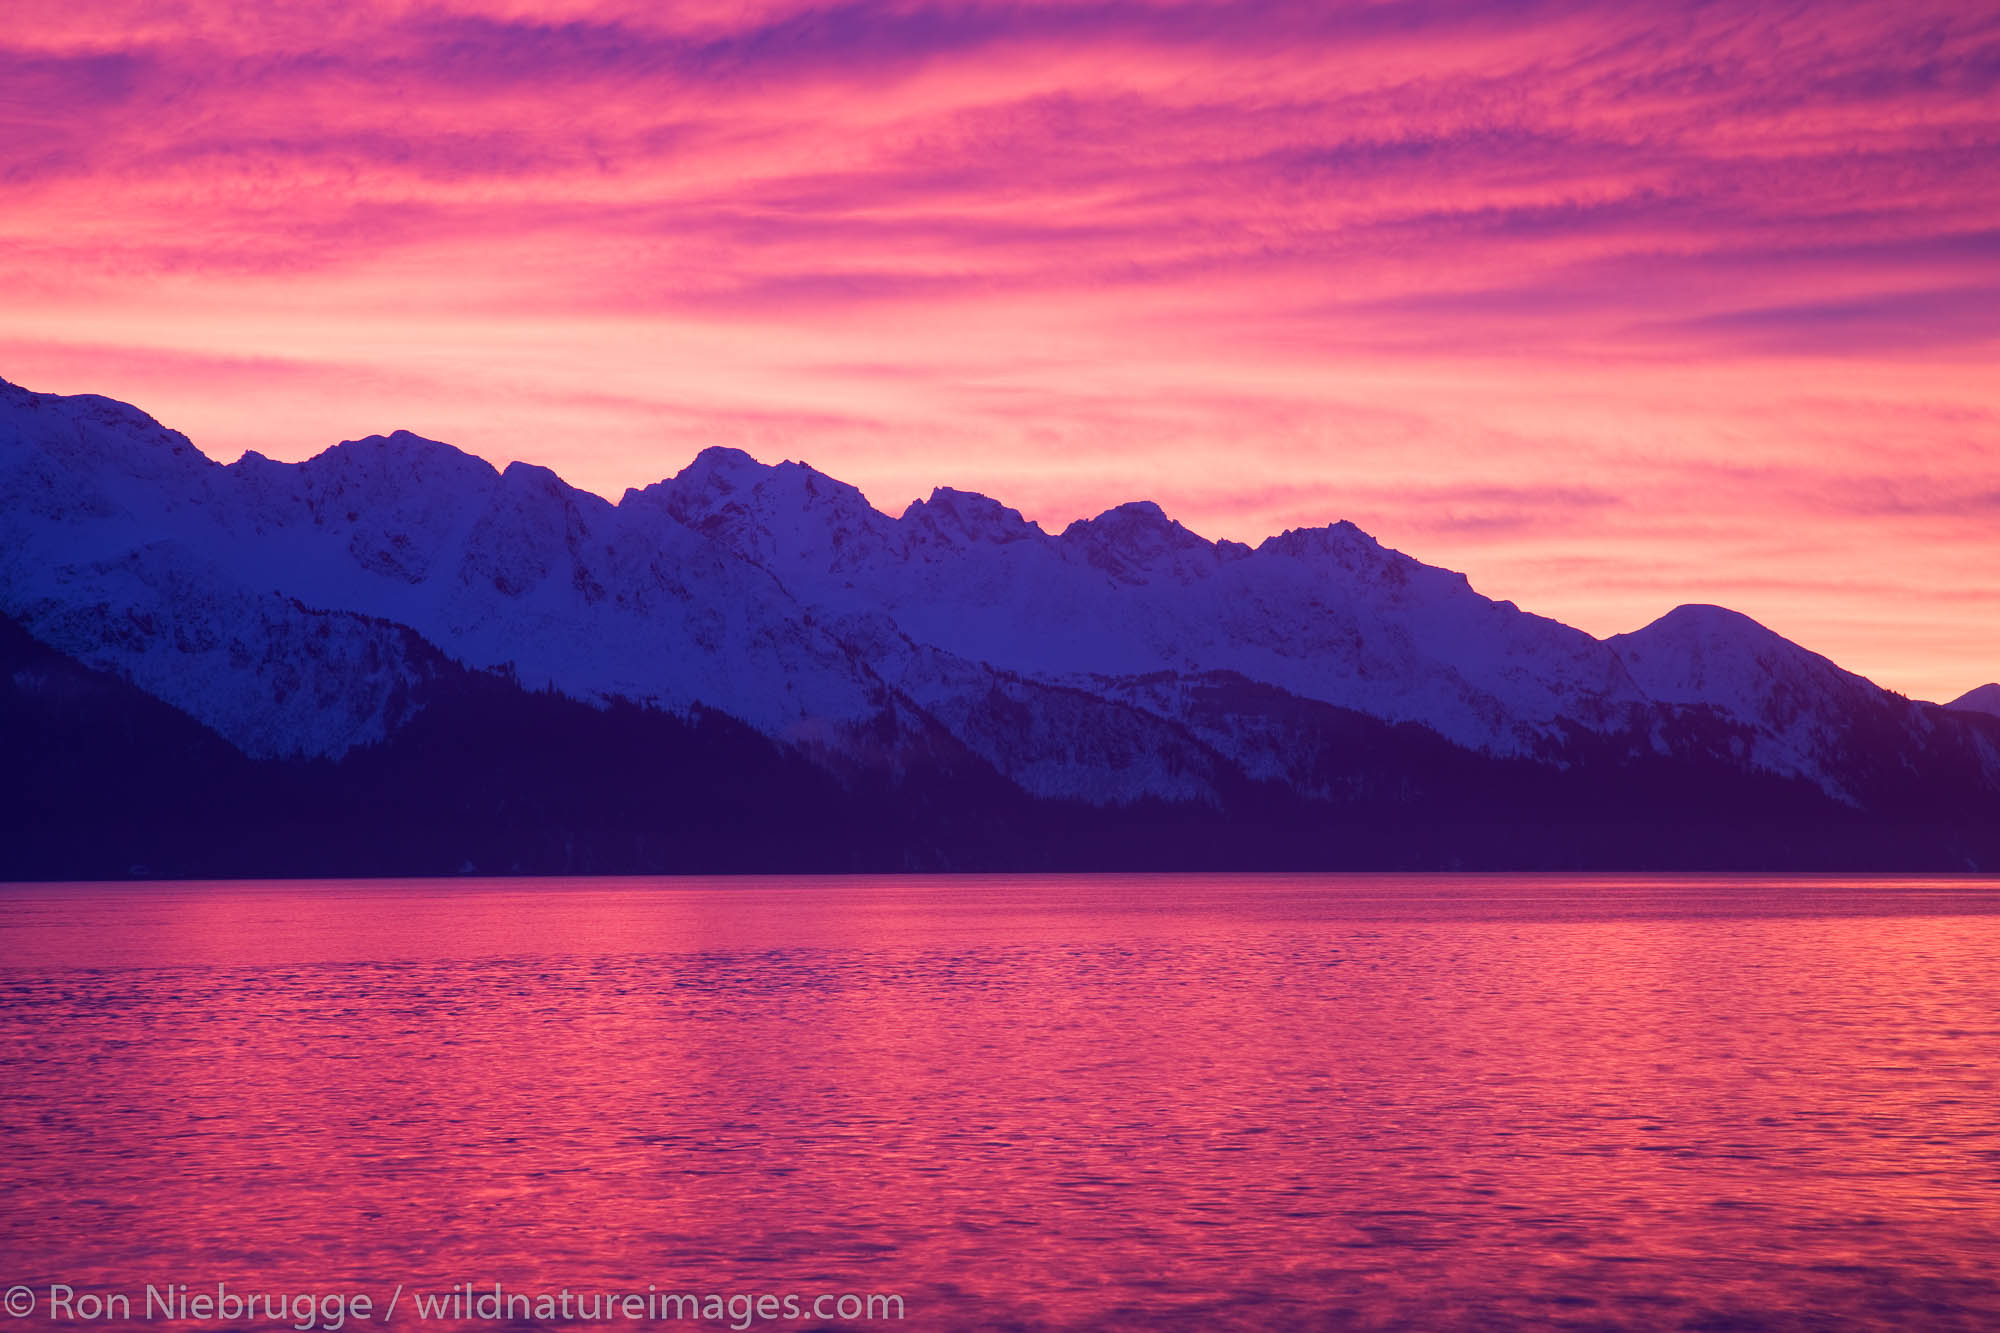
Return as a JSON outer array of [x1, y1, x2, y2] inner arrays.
[[3, 0, 1996, 702]]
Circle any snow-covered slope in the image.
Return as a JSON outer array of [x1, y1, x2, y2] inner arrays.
[[639, 448, 1647, 760], [221, 441, 891, 739], [0, 380, 902, 756], [0, 387, 449, 756], [1948, 683, 2000, 718], [4, 375, 1992, 813], [0, 382, 1244, 796], [819, 608, 1233, 804], [1606, 604, 1987, 804], [629, 447, 2000, 804]]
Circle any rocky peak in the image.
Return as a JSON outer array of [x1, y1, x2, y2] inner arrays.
[[1060, 500, 1216, 582], [903, 487, 1043, 547]]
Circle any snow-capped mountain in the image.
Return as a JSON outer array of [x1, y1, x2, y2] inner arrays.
[[640, 448, 1645, 761], [1606, 604, 1970, 806], [3, 373, 1996, 849], [0, 381, 903, 757]]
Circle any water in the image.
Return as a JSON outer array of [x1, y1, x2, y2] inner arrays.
[[2, 875, 1999, 1332]]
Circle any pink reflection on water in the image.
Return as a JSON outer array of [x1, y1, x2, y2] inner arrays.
[[2, 875, 1998, 1330]]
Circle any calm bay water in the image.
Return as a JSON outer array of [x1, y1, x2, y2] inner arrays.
[[2, 874, 1999, 1332]]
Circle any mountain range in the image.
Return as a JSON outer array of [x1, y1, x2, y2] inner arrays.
[[3, 375, 1996, 877]]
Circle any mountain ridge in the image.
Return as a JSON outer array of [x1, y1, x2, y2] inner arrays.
[[3, 373, 1996, 874], [1949, 683, 2000, 719]]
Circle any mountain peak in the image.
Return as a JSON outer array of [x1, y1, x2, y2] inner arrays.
[[1610, 602, 1874, 711], [0, 377, 174, 438], [1062, 500, 1198, 541], [1259, 520, 1372, 555], [1256, 522, 1424, 586], [641, 447, 881, 529], [0, 379, 211, 499], [281, 430, 500, 494], [1059, 500, 1218, 583], [679, 444, 769, 487], [0, 380, 178, 442], [1947, 682, 2000, 717], [1613, 604, 1806, 670], [903, 487, 1041, 545], [499, 458, 606, 512], [1064, 499, 1180, 531], [655, 443, 771, 493], [1647, 603, 1772, 635], [322, 429, 488, 463], [620, 445, 774, 524]]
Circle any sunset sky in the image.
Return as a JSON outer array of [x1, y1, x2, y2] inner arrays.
[[4, 0, 1996, 701]]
